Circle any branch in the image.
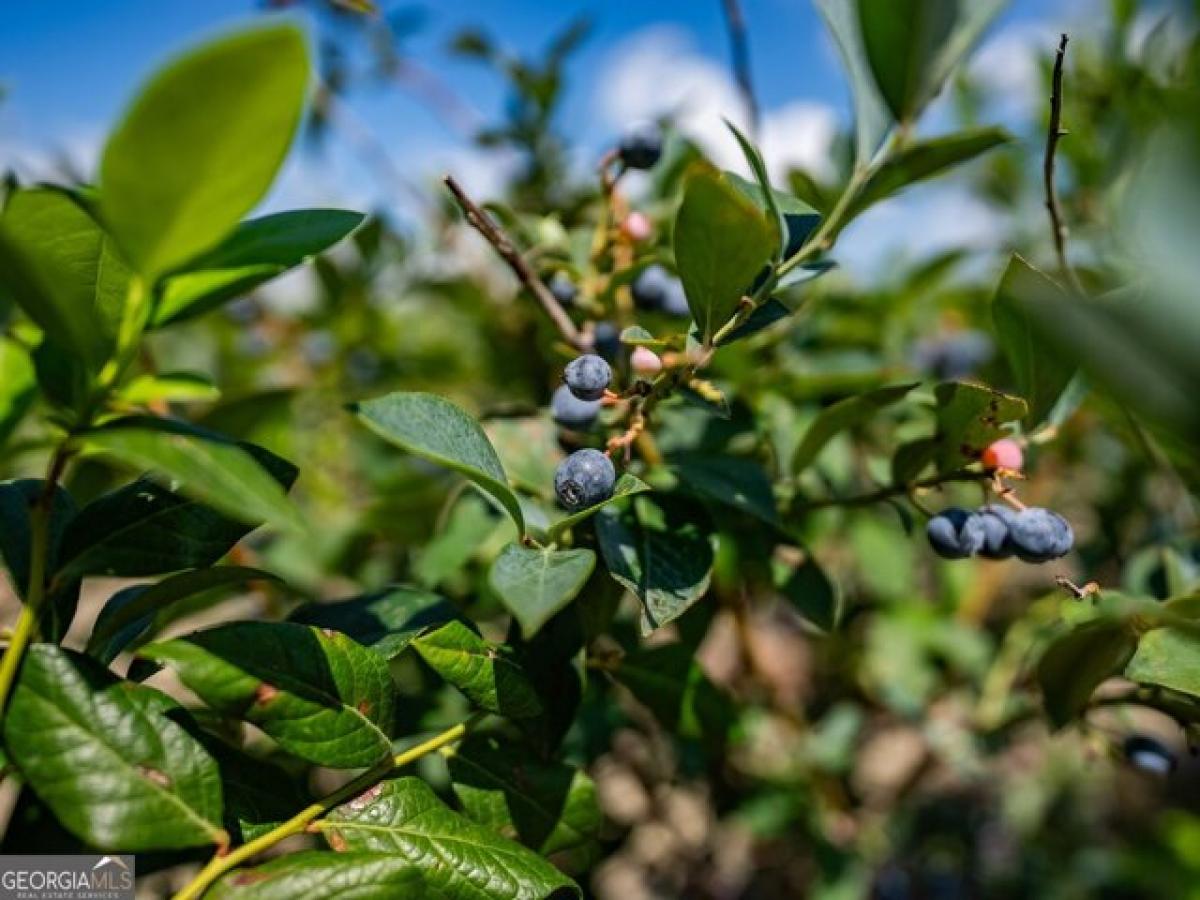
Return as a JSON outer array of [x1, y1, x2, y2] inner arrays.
[[720, 0, 760, 137], [443, 175, 587, 351], [1043, 34, 1085, 294], [794, 468, 989, 512]]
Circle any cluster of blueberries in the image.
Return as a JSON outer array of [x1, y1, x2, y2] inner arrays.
[[552, 354, 618, 511], [926, 504, 1074, 563]]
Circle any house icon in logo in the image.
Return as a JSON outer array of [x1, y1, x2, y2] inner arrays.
[[92, 857, 131, 872]]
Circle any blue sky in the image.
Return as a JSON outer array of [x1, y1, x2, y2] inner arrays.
[[0, 0, 1091, 268]]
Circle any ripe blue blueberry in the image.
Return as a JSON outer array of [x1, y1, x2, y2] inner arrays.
[[926, 507, 986, 559], [976, 504, 1017, 559], [1008, 507, 1073, 563], [660, 278, 690, 318], [549, 272, 577, 307], [550, 385, 599, 431], [1123, 734, 1176, 775], [563, 354, 612, 401], [554, 448, 616, 510], [632, 264, 671, 310], [618, 121, 663, 169], [593, 321, 621, 361]]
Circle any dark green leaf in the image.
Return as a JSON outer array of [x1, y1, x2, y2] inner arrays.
[[83, 416, 303, 534], [856, 0, 958, 122], [54, 446, 296, 583], [725, 122, 787, 257], [448, 735, 602, 867], [846, 127, 1011, 222], [141, 622, 395, 768], [352, 392, 524, 535], [207, 743, 309, 844], [671, 455, 778, 525], [100, 24, 310, 276], [210, 852, 421, 899], [1037, 619, 1137, 728], [674, 165, 778, 343], [0, 338, 36, 447], [777, 553, 840, 631], [0, 187, 130, 367], [412, 621, 542, 719], [154, 209, 364, 326], [87, 566, 278, 664], [323, 776, 582, 899], [0, 479, 76, 601], [489, 543, 596, 639], [932, 382, 1026, 472], [289, 586, 459, 660], [613, 643, 734, 742], [595, 496, 715, 635], [3, 644, 225, 850], [793, 383, 917, 474], [991, 255, 1078, 429], [715, 298, 791, 346]]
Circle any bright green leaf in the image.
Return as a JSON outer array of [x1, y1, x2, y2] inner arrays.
[[141, 622, 395, 768], [411, 620, 542, 719], [288, 586, 459, 660], [100, 24, 310, 276], [211, 852, 421, 899]]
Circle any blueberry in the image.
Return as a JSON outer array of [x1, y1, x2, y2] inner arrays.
[[618, 121, 663, 169], [554, 448, 616, 510], [563, 354, 611, 401], [911, 330, 994, 380], [593, 321, 620, 361], [548, 272, 577, 307], [1123, 734, 1176, 775], [926, 507, 986, 559], [550, 384, 599, 431], [632, 264, 671, 310], [1008, 507, 1073, 563], [976, 504, 1017, 560], [660, 278, 690, 318]]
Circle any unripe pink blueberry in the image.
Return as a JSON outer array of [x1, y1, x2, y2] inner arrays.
[[631, 346, 662, 376], [621, 211, 652, 243], [982, 438, 1023, 472]]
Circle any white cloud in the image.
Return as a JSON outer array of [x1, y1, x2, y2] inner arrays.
[[969, 24, 1046, 121], [595, 25, 836, 180]]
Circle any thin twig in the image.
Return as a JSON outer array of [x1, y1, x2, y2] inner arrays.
[[1043, 34, 1085, 294], [720, 0, 759, 137], [796, 468, 990, 511], [443, 175, 587, 351]]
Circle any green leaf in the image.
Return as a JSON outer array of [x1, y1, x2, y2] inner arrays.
[[211, 852, 422, 900], [206, 742, 309, 844], [119, 371, 220, 405], [618, 325, 666, 348], [595, 496, 715, 635], [489, 543, 596, 639], [141, 622, 395, 768], [100, 24, 309, 276], [777, 552, 840, 631], [931, 382, 1027, 472], [816, 0, 893, 163], [725, 122, 786, 257], [1126, 626, 1200, 698], [87, 566, 278, 664], [412, 621, 542, 719], [715, 298, 792, 346], [211, 854, 422, 900], [153, 209, 363, 326], [83, 416, 304, 534], [352, 392, 524, 535], [724, 170, 821, 260], [0, 338, 36, 447], [323, 776, 581, 900], [0, 187, 130, 367], [991, 255, 1078, 429], [792, 383, 917, 474], [448, 734, 602, 867], [674, 165, 778, 343], [289, 586, 460, 660], [1037, 619, 1137, 728], [3, 644, 225, 850], [54, 446, 295, 583], [670, 455, 778, 525], [856, 0, 958, 122], [613, 643, 734, 743], [546, 473, 651, 540], [846, 127, 1011, 222]]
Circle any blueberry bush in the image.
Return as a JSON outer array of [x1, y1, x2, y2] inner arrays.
[[2, 1, 1200, 897]]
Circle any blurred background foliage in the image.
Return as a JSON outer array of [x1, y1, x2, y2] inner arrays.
[[4, 0, 1200, 897]]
